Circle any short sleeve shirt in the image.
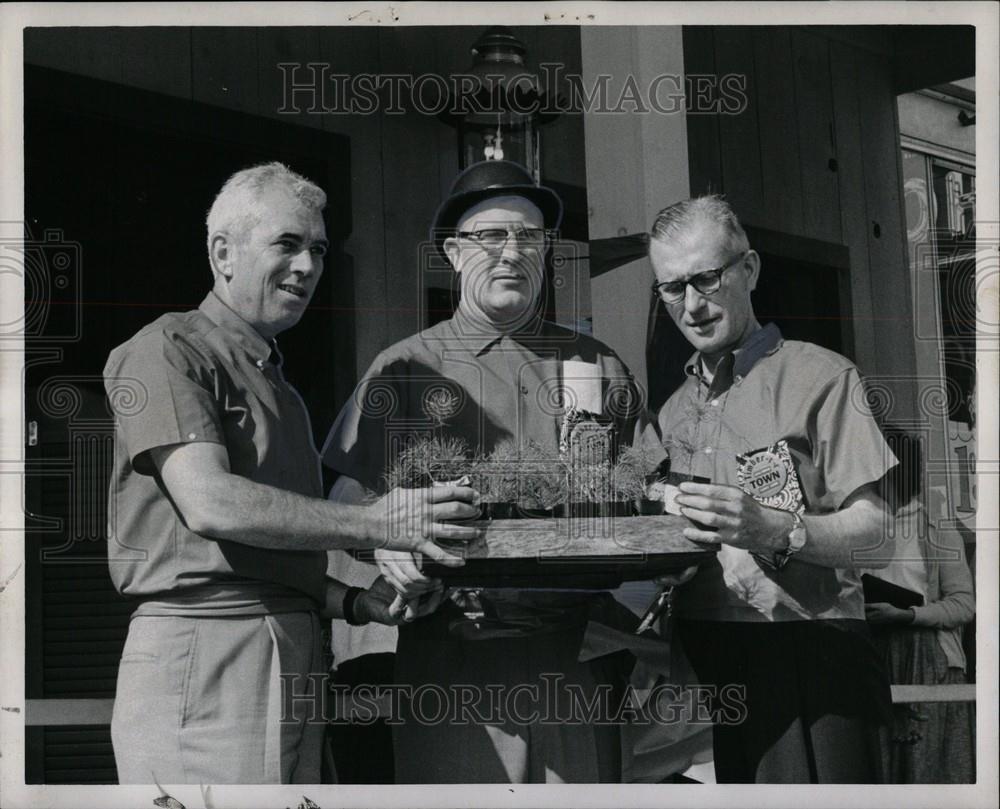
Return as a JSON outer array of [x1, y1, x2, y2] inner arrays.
[[103, 292, 327, 612], [646, 324, 896, 622], [323, 312, 641, 492]]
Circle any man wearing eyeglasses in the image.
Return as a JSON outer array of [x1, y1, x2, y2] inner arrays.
[[322, 160, 641, 783], [643, 195, 897, 783]]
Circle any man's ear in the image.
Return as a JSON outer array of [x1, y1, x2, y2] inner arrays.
[[744, 249, 761, 292], [443, 236, 461, 273], [209, 232, 234, 280]]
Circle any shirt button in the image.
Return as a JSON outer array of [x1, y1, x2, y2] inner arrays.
[[704, 447, 713, 455], [520, 385, 529, 395], [710, 399, 719, 407], [734, 374, 743, 384], [256, 359, 265, 370], [187, 432, 197, 440]]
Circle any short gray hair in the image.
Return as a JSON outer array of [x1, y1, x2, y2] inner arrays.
[[650, 194, 750, 255], [206, 162, 326, 252]]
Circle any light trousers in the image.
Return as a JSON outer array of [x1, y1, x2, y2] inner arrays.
[[112, 611, 329, 784]]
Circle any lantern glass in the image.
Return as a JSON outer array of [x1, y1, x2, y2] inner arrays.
[[440, 27, 555, 184], [459, 120, 539, 181]]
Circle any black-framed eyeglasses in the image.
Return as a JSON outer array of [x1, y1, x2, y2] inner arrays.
[[651, 250, 749, 304], [456, 227, 556, 252]]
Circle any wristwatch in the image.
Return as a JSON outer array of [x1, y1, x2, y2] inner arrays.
[[773, 511, 807, 570], [343, 586, 369, 626]]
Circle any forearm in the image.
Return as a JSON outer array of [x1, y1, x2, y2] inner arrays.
[[794, 501, 888, 569], [328, 475, 380, 564], [678, 481, 891, 569], [912, 595, 974, 629], [153, 441, 478, 561], [912, 550, 975, 629], [189, 472, 382, 552]]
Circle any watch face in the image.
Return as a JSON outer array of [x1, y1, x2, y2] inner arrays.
[[787, 526, 807, 553]]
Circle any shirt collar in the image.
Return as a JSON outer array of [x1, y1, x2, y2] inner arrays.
[[683, 322, 783, 384], [448, 307, 546, 357], [199, 291, 277, 366], [733, 322, 783, 377]]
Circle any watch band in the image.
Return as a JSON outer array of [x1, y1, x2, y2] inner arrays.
[[342, 586, 368, 626], [752, 510, 806, 571], [773, 511, 806, 570]]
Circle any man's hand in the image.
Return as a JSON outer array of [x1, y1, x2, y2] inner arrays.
[[675, 481, 790, 554], [865, 602, 916, 625], [357, 576, 445, 626], [368, 485, 482, 566], [375, 548, 441, 597]]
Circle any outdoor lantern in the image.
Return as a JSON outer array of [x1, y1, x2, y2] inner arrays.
[[438, 26, 562, 182]]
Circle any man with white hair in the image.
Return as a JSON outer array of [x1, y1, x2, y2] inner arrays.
[[104, 162, 479, 784], [323, 160, 641, 783], [644, 194, 897, 782]]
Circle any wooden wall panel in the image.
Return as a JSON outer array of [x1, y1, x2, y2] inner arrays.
[[752, 27, 804, 236], [829, 39, 877, 376], [119, 28, 191, 100], [581, 27, 646, 241], [855, 48, 918, 422], [258, 27, 323, 128], [582, 26, 691, 395], [377, 27, 448, 347], [523, 26, 587, 193], [791, 29, 842, 244], [431, 25, 464, 214], [713, 27, 764, 226], [682, 27, 723, 196], [191, 28, 259, 113], [636, 26, 692, 223], [319, 26, 386, 375], [811, 26, 894, 57], [23, 27, 122, 83]]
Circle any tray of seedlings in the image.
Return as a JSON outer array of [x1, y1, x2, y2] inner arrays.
[[372, 413, 717, 589]]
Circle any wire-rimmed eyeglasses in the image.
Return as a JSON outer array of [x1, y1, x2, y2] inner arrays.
[[456, 227, 556, 253]]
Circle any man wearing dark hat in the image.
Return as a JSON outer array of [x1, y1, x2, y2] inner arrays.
[[322, 160, 641, 783]]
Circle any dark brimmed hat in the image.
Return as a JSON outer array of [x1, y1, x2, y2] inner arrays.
[[431, 160, 563, 259]]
